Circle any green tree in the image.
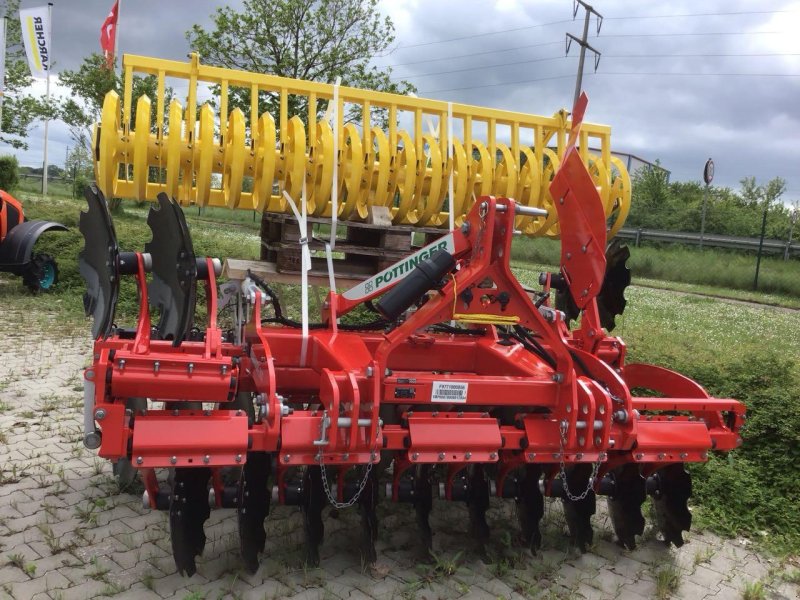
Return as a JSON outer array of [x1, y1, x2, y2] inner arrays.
[[1, 0, 57, 149], [186, 0, 416, 123], [58, 53, 164, 151]]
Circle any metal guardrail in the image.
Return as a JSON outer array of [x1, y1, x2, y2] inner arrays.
[[618, 227, 799, 258]]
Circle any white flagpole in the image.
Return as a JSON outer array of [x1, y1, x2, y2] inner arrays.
[[0, 18, 6, 134], [114, 0, 121, 74], [41, 2, 53, 195]]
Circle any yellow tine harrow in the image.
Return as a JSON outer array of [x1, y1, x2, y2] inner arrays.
[[93, 53, 631, 236]]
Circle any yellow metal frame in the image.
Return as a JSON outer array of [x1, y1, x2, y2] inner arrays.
[[93, 53, 631, 236]]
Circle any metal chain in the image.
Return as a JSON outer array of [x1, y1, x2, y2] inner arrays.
[[558, 420, 602, 502], [318, 454, 374, 509]]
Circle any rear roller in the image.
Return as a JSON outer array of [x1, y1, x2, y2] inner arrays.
[[169, 467, 211, 576], [648, 464, 692, 547], [607, 464, 646, 550], [238, 452, 271, 573]]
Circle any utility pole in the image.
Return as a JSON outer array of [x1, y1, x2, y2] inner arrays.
[[566, 0, 603, 108], [700, 158, 714, 249], [786, 204, 798, 261]]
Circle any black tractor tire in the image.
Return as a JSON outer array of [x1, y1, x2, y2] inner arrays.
[[22, 253, 59, 293]]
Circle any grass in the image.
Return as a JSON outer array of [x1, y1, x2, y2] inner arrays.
[[512, 235, 800, 298], [741, 580, 767, 600], [653, 563, 682, 599]]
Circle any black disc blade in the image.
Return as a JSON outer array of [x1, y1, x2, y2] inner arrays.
[[145, 193, 197, 344], [413, 465, 434, 559], [597, 239, 631, 332], [468, 464, 491, 556], [238, 452, 271, 573], [301, 466, 325, 567], [650, 463, 692, 547], [560, 464, 596, 552], [516, 464, 544, 553], [169, 467, 211, 576], [607, 463, 646, 550], [78, 185, 120, 339], [357, 467, 379, 566]]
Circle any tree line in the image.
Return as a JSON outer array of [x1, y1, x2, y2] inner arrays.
[[627, 165, 795, 240]]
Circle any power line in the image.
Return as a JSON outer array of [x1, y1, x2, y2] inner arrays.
[[421, 75, 575, 94], [376, 40, 562, 69], [393, 19, 574, 49], [601, 30, 789, 38], [605, 9, 799, 20], [390, 10, 796, 51], [389, 55, 569, 80], [605, 53, 800, 58], [390, 53, 799, 84], [420, 70, 800, 95]]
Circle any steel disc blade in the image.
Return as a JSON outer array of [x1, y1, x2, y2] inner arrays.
[[597, 239, 631, 332], [467, 464, 491, 556], [169, 467, 211, 576], [413, 465, 434, 559], [145, 193, 197, 344], [78, 185, 120, 340], [607, 464, 646, 550], [238, 452, 271, 573], [650, 464, 692, 547], [357, 468, 379, 565], [560, 464, 596, 552], [301, 466, 325, 567], [516, 464, 544, 553]]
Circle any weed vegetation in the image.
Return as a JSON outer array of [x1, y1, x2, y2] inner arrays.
[[512, 235, 800, 298]]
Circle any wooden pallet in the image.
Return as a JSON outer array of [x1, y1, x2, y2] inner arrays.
[[258, 209, 445, 281]]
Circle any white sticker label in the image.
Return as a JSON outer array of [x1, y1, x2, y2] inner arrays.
[[342, 233, 455, 301], [431, 381, 469, 403]]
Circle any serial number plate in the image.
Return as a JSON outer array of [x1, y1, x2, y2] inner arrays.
[[431, 381, 469, 403]]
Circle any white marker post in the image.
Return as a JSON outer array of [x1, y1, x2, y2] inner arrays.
[[41, 2, 53, 195]]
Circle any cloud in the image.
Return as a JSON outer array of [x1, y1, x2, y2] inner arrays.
[[4, 0, 799, 203]]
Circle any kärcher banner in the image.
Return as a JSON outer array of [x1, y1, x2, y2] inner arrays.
[[19, 6, 51, 79]]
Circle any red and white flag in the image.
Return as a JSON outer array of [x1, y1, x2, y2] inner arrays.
[[100, 0, 119, 69]]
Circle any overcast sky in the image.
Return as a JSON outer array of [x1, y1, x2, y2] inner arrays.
[[7, 0, 800, 203]]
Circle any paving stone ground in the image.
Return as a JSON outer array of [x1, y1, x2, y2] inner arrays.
[[1, 315, 798, 600]]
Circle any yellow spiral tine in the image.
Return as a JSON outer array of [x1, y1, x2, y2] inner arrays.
[[222, 109, 246, 209], [97, 91, 121, 198], [515, 146, 541, 231], [607, 155, 632, 239], [586, 153, 612, 218], [392, 130, 417, 224], [354, 129, 375, 221], [493, 143, 518, 200], [369, 127, 392, 208], [283, 116, 306, 207], [469, 140, 493, 199], [340, 123, 364, 221], [164, 100, 183, 200], [193, 104, 215, 208], [132, 95, 151, 201], [416, 133, 445, 227], [450, 139, 469, 225], [526, 148, 561, 238], [309, 120, 334, 217]]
